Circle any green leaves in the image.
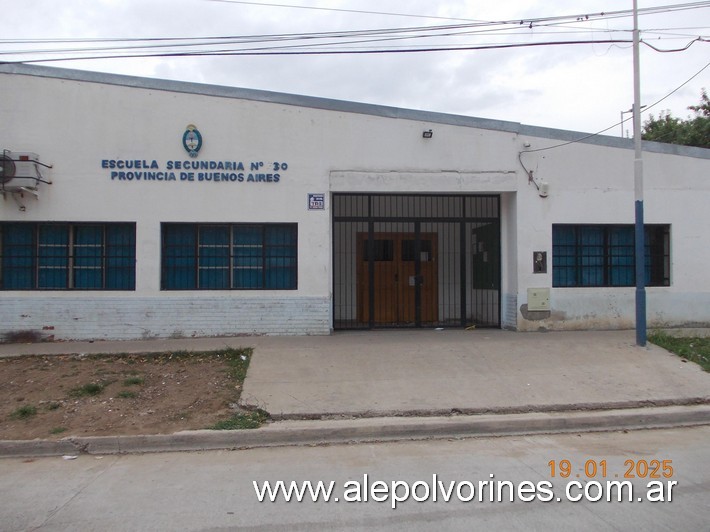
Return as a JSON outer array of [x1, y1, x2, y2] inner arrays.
[[642, 89, 710, 149]]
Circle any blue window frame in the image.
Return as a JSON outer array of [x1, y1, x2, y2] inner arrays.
[[0, 223, 136, 290], [161, 223, 297, 290], [552, 224, 670, 288]]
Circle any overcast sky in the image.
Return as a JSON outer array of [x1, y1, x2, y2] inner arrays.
[[3, 1, 709, 136]]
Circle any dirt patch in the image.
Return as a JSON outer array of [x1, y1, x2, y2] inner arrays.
[[0, 348, 254, 440]]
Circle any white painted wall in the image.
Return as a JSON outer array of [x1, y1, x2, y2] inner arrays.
[[2, 71, 335, 338], [515, 135, 710, 330], [0, 67, 519, 339], [1, 65, 709, 339]]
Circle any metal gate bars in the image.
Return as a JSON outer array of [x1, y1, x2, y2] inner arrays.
[[333, 194, 500, 329]]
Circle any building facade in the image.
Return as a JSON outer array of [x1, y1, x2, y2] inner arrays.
[[1, 63, 709, 340]]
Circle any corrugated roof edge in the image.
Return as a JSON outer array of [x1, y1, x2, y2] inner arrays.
[[2, 62, 708, 160]]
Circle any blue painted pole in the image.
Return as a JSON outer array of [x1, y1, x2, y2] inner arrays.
[[635, 200, 646, 346]]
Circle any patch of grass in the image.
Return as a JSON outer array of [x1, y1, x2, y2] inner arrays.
[[50, 427, 67, 435], [122, 376, 144, 386], [209, 409, 269, 430], [206, 348, 269, 429], [118, 390, 137, 399], [69, 382, 105, 397], [221, 347, 253, 382], [10, 405, 38, 420], [47, 402, 62, 411], [649, 331, 710, 372]]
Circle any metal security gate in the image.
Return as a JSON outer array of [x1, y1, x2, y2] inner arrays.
[[333, 194, 500, 329]]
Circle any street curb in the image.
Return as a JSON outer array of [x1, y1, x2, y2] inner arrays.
[[2, 404, 709, 458], [255, 397, 710, 421]]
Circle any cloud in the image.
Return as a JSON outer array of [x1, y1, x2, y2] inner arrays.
[[3, 0, 708, 135]]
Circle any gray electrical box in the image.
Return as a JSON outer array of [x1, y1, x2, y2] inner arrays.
[[527, 288, 550, 311]]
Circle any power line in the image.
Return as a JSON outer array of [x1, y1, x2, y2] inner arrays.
[[520, 59, 710, 154], [4, 24, 705, 51], [4, 32, 707, 63], [3, 39, 639, 63], [204, 0, 487, 23], [205, 0, 710, 24], [642, 36, 707, 52], [2, 2, 708, 61], [2, 32, 706, 63], [201, 1, 710, 25]]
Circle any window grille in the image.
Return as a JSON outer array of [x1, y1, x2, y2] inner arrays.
[[0, 223, 135, 290], [552, 224, 670, 287], [161, 223, 297, 290]]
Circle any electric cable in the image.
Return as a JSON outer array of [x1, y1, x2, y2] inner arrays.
[[1, 2, 708, 61], [203, 0, 710, 25], [519, 59, 710, 155], [642, 36, 707, 52], [2, 39, 638, 63]]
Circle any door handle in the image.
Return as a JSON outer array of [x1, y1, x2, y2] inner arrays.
[[409, 275, 423, 286]]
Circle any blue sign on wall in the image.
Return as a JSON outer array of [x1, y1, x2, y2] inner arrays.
[[101, 159, 288, 183], [308, 193, 325, 210]]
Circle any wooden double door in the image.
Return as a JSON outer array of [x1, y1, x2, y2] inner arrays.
[[357, 232, 438, 325]]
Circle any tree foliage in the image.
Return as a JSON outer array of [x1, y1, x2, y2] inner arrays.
[[642, 89, 710, 149]]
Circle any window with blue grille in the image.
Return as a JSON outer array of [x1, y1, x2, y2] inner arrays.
[[552, 224, 670, 288], [161, 223, 297, 290], [0, 223, 136, 290]]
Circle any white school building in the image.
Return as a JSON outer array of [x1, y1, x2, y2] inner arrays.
[[1, 63, 709, 341]]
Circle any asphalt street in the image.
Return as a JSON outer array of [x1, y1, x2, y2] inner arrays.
[[2, 426, 709, 531]]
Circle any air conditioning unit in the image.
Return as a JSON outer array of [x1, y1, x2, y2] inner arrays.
[[1, 151, 51, 193]]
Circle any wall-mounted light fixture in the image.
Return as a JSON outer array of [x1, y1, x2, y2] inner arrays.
[[422, 129, 433, 139]]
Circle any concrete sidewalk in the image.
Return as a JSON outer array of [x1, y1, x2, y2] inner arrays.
[[239, 329, 710, 418], [3, 329, 708, 416], [1, 329, 709, 457]]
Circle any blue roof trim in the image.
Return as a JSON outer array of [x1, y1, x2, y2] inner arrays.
[[2, 63, 708, 160]]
